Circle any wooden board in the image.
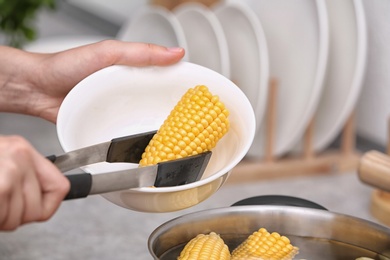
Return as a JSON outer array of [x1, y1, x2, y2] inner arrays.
[[369, 116, 390, 227], [371, 190, 390, 227], [226, 150, 361, 185]]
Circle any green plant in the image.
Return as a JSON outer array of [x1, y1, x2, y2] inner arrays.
[[0, 0, 56, 48]]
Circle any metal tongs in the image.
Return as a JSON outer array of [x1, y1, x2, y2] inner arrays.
[[47, 130, 212, 200]]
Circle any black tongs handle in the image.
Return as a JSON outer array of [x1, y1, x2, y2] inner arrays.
[[46, 154, 57, 163], [47, 151, 212, 200], [64, 173, 92, 200], [46, 155, 92, 200]]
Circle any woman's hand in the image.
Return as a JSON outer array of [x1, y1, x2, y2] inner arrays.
[[0, 40, 185, 123], [0, 135, 70, 231]]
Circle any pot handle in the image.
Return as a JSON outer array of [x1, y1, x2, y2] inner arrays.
[[231, 195, 328, 211]]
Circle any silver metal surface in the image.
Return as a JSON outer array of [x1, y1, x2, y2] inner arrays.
[[149, 206, 390, 259], [54, 141, 111, 172], [90, 165, 158, 194]]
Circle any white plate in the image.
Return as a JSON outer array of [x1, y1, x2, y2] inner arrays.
[[23, 35, 107, 53], [174, 2, 230, 78], [227, 0, 329, 158], [302, 0, 367, 152], [66, 0, 149, 26], [56, 62, 255, 212], [116, 5, 188, 59], [213, 2, 269, 144]]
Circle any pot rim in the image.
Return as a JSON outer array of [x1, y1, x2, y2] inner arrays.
[[148, 205, 390, 258]]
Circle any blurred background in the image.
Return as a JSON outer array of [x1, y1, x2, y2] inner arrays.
[[1, 0, 390, 259], [1, 0, 389, 149]]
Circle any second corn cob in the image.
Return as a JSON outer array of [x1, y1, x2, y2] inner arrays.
[[139, 85, 230, 166], [231, 227, 299, 260], [177, 232, 231, 260]]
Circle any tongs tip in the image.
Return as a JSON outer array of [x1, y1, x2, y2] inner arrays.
[[154, 151, 212, 187]]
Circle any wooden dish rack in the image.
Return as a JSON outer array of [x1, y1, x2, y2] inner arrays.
[[228, 78, 390, 227], [226, 78, 361, 185], [153, 0, 390, 227]]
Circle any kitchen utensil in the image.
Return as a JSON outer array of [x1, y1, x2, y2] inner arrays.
[[48, 131, 212, 200], [149, 195, 390, 259], [48, 130, 156, 172]]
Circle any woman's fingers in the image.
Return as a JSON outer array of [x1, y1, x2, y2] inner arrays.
[[67, 40, 185, 68], [1, 183, 23, 230], [20, 163, 43, 224], [103, 41, 185, 66], [32, 153, 70, 221], [0, 143, 25, 230], [0, 136, 69, 230]]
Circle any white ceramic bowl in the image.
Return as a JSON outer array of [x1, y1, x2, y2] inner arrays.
[[57, 62, 255, 212]]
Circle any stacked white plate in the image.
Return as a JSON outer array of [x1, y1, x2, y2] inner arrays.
[[294, 0, 367, 153], [23, 35, 108, 53], [117, 5, 188, 60], [213, 2, 270, 145], [116, 0, 367, 159], [227, 0, 330, 158], [173, 2, 230, 78]]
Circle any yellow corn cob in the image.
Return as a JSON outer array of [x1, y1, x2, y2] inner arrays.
[[139, 85, 229, 166], [178, 232, 231, 260], [231, 228, 299, 260]]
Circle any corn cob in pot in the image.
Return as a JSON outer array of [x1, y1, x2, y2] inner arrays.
[[178, 228, 299, 260], [231, 228, 299, 260], [178, 232, 231, 260]]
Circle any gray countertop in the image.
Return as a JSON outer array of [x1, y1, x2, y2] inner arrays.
[[0, 169, 384, 259]]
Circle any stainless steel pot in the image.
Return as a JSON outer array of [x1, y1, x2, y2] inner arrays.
[[148, 196, 390, 259]]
